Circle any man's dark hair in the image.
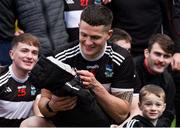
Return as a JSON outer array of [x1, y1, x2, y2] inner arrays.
[[148, 33, 174, 54], [80, 4, 113, 31]]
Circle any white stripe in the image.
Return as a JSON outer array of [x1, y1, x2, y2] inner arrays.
[[59, 51, 80, 62], [55, 45, 79, 59], [126, 119, 138, 128], [56, 47, 80, 61], [106, 46, 125, 60], [0, 71, 11, 87], [0, 100, 34, 119], [65, 82, 80, 91], [64, 10, 82, 28], [104, 52, 121, 66], [105, 46, 125, 66], [111, 88, 134, 93]]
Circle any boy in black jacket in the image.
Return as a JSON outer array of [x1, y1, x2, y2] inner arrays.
[[124, 84, 166, 127]]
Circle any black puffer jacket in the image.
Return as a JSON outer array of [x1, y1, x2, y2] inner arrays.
[[0, 0, 16, 41], [16, 0, 69, 56]]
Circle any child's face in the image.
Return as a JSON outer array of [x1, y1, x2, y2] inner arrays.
[[139, 93, 166, 122]]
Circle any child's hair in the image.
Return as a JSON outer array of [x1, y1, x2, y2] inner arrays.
[[139, 84, 166, 103], [109, 28, 132, 43], [11, 33, 40, 49]]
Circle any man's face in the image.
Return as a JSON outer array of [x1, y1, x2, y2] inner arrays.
[[79, 20, 112, 60], [139, 93, 166, 122], [144, 43, 172, 74], [10, 42, 39, 72]]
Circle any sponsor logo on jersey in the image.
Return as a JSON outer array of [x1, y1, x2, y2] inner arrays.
[[5, 87, 12, 93], [86, 64, 99, 76], [17, 85, 26, 97]]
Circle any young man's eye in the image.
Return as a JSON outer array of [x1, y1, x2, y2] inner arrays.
[[80, 32, 87, 37], [90, 36, 101, 41], [154, 52, 161, 57], [164, 54, 171, 59], [21, 49, 28, 53], [32, 51, 38, 56]]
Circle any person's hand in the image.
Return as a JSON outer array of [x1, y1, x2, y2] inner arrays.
[[77, 70, 102, 89], [14, 29, 24, 36], [48, 95, 77, 112], [102, 0, 111, 4], [171, 53, 180, 71]]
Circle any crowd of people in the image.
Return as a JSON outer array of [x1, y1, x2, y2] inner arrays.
[[0, 0, 180, 127]]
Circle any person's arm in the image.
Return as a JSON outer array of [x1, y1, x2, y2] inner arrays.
[[77, 70, 130, 124], [32, 94, 43, 117], [156, 72, 175, 126], [171, 0, 180, 71], [38, 88, 77, 117], [117, 93, 142, 127]]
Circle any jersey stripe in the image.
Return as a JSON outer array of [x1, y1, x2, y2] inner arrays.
[[0, 71, 11, 87], [126, 119, 138, 128], [105, 46, 125, 66], [55, 44, 80, 61], [0, 100, 34, 119], [55, 44, 126, 66]]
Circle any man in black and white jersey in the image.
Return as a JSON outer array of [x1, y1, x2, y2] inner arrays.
[[20, 5, 140, 127], [0, 33, 41, 127]]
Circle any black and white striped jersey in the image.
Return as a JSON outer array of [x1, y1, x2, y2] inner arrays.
[[0, 65, 38, 127], [64, 0, 94, 42], [54, 41, 139, 97]]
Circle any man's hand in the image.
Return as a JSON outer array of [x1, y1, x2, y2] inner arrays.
[[77, 70, 102, 89], [171, 53, 180, 71], [48, 95, 77, 112]]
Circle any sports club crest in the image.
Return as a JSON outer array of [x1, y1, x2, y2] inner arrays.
[[104, 64, 113, 77]]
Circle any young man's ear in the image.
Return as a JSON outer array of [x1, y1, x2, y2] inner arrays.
[[9, 49, 14, 60], [144, 48, 149, 58], [107, 29, 113, 40]]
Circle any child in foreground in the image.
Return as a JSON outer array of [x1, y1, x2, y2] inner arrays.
[[123, 84, 166, 127]]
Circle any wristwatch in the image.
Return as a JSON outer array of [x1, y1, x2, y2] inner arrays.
[[46, 101, 54, 112]]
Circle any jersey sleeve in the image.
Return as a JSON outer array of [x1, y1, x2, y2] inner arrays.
[[111, 55, 140, 102]]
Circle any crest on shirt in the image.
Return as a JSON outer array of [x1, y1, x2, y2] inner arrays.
[[31, 85, 37, 96], [104, 64, 113, 78]]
